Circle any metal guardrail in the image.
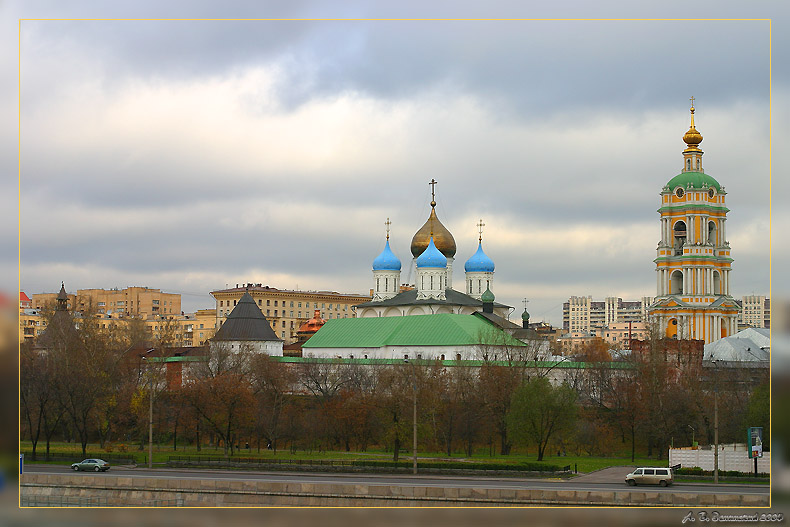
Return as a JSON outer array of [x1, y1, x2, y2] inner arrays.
[[21, 496, 184, 507], [21, 495, 109, 507], [168, 455, 355, 466], [20, 451, 136, 465]]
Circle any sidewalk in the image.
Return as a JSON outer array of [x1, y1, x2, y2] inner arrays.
[[570, 465, 636, 483]]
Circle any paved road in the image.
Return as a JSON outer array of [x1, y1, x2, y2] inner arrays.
[[25, 464, 769, 496]]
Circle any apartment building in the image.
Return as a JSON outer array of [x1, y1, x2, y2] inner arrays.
[[32, 286, 181, 317], [211, 283, 372, 344], [563, 296, 653, 333], [739, 295, 770, 329]]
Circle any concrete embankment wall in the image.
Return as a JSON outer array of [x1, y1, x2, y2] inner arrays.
[[20, 473, 769, 507]]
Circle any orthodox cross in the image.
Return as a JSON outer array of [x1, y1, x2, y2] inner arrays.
[[689, 95, 695, 109], [385, 218, 391, 240], [522, 298, 529, 311], [429, 178, 437, 205], [476, 219, 485, 242]]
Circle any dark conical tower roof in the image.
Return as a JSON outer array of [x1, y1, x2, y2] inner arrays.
[[213, 292, 282, 342], [35, 282, 79, 350]]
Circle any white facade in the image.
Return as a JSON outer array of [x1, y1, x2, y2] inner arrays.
[[373, 269, 401, 301], [209, 339, 283, 357], [416, 266, 447, 300], [465, 271, 494, 300]]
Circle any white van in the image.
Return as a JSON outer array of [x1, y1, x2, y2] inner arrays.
[[625, 467, 674, 486]]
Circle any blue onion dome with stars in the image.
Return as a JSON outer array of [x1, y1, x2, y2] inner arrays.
[[416, 237, 447, 268], [372, 239, 402, 271], [464, 242, 495, 273]]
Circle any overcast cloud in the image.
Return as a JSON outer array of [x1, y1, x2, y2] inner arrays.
[[5, 1, 788, 326]]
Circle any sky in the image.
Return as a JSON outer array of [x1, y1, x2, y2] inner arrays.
[[4, 1, 788, 328]]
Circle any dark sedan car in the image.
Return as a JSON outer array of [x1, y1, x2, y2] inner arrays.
[[71, 459, 110, 472]]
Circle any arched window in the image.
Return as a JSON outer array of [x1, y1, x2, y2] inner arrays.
[[708, 220, 717, 246], [686, 159, 691, 170], [670, 270, 683, 295], [713, 270, 721, 295], [673, 221, 687, 255]]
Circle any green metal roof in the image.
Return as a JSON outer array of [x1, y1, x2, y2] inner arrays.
[[665, 171, 722, 191], [302, 313, 527, 349]]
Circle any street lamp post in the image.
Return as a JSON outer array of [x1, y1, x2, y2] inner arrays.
[[404, 359, 417, 475], [142, 355, 153, 469], [711, 357, 719, 484]]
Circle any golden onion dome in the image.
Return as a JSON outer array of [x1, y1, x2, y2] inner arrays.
[[410, 205, 456, 258], [683, 105, 703, 148]]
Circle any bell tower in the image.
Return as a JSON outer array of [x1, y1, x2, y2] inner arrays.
[[648, 100, 740, 343]]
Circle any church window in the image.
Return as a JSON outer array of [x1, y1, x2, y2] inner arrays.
[[696, 159, 700, 169], [686, 159, 691, 170], [376, 278, 380, 290], [385, 278, 388, 290], [430, 275, 434, 289]]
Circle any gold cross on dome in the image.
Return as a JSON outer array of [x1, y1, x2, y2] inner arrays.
[[689, 95, 695, 109], [385, 218, 391, 240], [522, 298, 529, 311], [429, 178, 437, 201], [476, 219, 485, 242]]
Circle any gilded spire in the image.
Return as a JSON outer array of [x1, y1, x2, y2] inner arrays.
[[683, 97, 703, 151], [385, 217, 391, 241], [477, 219, 485, 243]]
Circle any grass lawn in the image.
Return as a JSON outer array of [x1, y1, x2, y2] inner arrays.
[[20, 441, 663, 473]]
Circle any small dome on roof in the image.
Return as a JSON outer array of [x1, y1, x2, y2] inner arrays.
[[373, 240, 401, 271], [464, 242, 495, 273], [521, 308, 530, 321], [416, 237, 447, 268], [481, 287, 495, 303]]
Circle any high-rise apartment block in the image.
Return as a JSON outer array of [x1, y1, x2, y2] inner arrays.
[[563, 296, 653, 333], [739, 295, 770, 329], [32, 286, 181, 317]]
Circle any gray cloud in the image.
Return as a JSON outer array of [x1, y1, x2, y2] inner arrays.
[[7, 2, 784, 326]]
